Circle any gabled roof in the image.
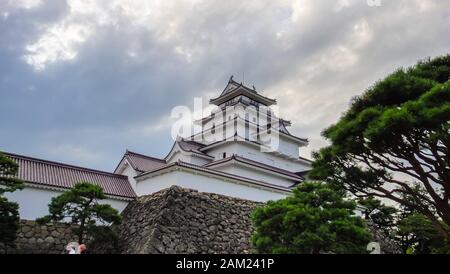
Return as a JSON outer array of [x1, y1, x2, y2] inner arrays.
[[210, 78, 276, 106], [116, 150, 166, 173], [165, 138, 214, 161], [3, 152, 136, 199], [220, 77, 241, 96], [177, 139, 206, 152], [204, 154, 305, 181]]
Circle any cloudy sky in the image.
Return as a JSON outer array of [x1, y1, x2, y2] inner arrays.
[[0, 0, 449, 171]]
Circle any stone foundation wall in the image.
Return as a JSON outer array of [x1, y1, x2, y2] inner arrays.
[[0, 220, 78, 254], [1, 186, 398, 254], [1, 186, 262, 254], [119, 186, 262, 254]]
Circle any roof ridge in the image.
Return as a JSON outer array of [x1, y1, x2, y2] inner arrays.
[[202, 155, 234, 167], [210, 86, 277, 105], [176, 140, 213, 158], [2, 151, 128, 179], [298, 155, 313, 163], [125, 150, 166, 162], [234, 155, 303, 178], [179, 138, 206, 147], [198, 136, 269, 152], [206, 154, 302, 179]]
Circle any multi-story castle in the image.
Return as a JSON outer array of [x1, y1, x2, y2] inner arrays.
[[5, 77, 312, 220]]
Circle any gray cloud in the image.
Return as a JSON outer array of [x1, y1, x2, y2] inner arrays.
[[0, 0, 449, 170]]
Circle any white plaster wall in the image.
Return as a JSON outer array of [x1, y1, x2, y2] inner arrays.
[[278, 136, 302, 158], [5, 186, 130, 221], [205, 142, 310, 172], [200, 106, 297, 147], [256, 130, 302, 159], [136, 170, 288, 202], [167, 150, 211, 166], [136, 172, 179, 197], [212, 164, 296, 188], [121, 164, 138, 191], [196, 112, 259, 144], [189, 155, 211, 166], [167, 150, 192, 163]]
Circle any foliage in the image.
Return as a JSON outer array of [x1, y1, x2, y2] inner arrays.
[[0, 152, 24, 195], [358, 197, 397, 237], [86, 225, 121, 254], [0, 196, 20, 246], [37, 182, 122, 245], [251, 182, 372, 254], [0, 152, 24, 246], [397, 213, 450, 254], [309, 55, 450, 240], [357, 195, 450, 253]]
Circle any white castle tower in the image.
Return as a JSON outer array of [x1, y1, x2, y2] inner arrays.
[[115, 77, 312, 202]]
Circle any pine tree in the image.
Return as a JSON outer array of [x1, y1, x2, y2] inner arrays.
[[37, 182, 122, 246], [252, 182, 372, 254], [0, 152, 24, 246]]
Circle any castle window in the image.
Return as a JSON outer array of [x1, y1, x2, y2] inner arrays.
[[223, 152, 226, 159], [211, 123, 215, 134], [245, 120, 249, 141]]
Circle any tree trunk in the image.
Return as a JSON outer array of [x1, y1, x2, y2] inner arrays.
[[78, 219, 85, 244]]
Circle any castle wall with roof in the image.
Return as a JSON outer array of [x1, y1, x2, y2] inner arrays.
[[5, 185, 130, 221]]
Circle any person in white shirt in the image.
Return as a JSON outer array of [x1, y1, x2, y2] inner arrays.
[[65, 242, 79, 254]]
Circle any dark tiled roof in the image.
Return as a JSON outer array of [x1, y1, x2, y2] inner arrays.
[[205, 154, 304, 180], [122, 150, 166, 173], [220, 78, 241, 96], [178, 139, 205, 151], [164, 139, 213, 161], [210, 80, 276, 106], [177, 139, 212, 157], [3, 152, 136, 199], [295, 170, 310, 180], [298, 155, 313, 163]]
